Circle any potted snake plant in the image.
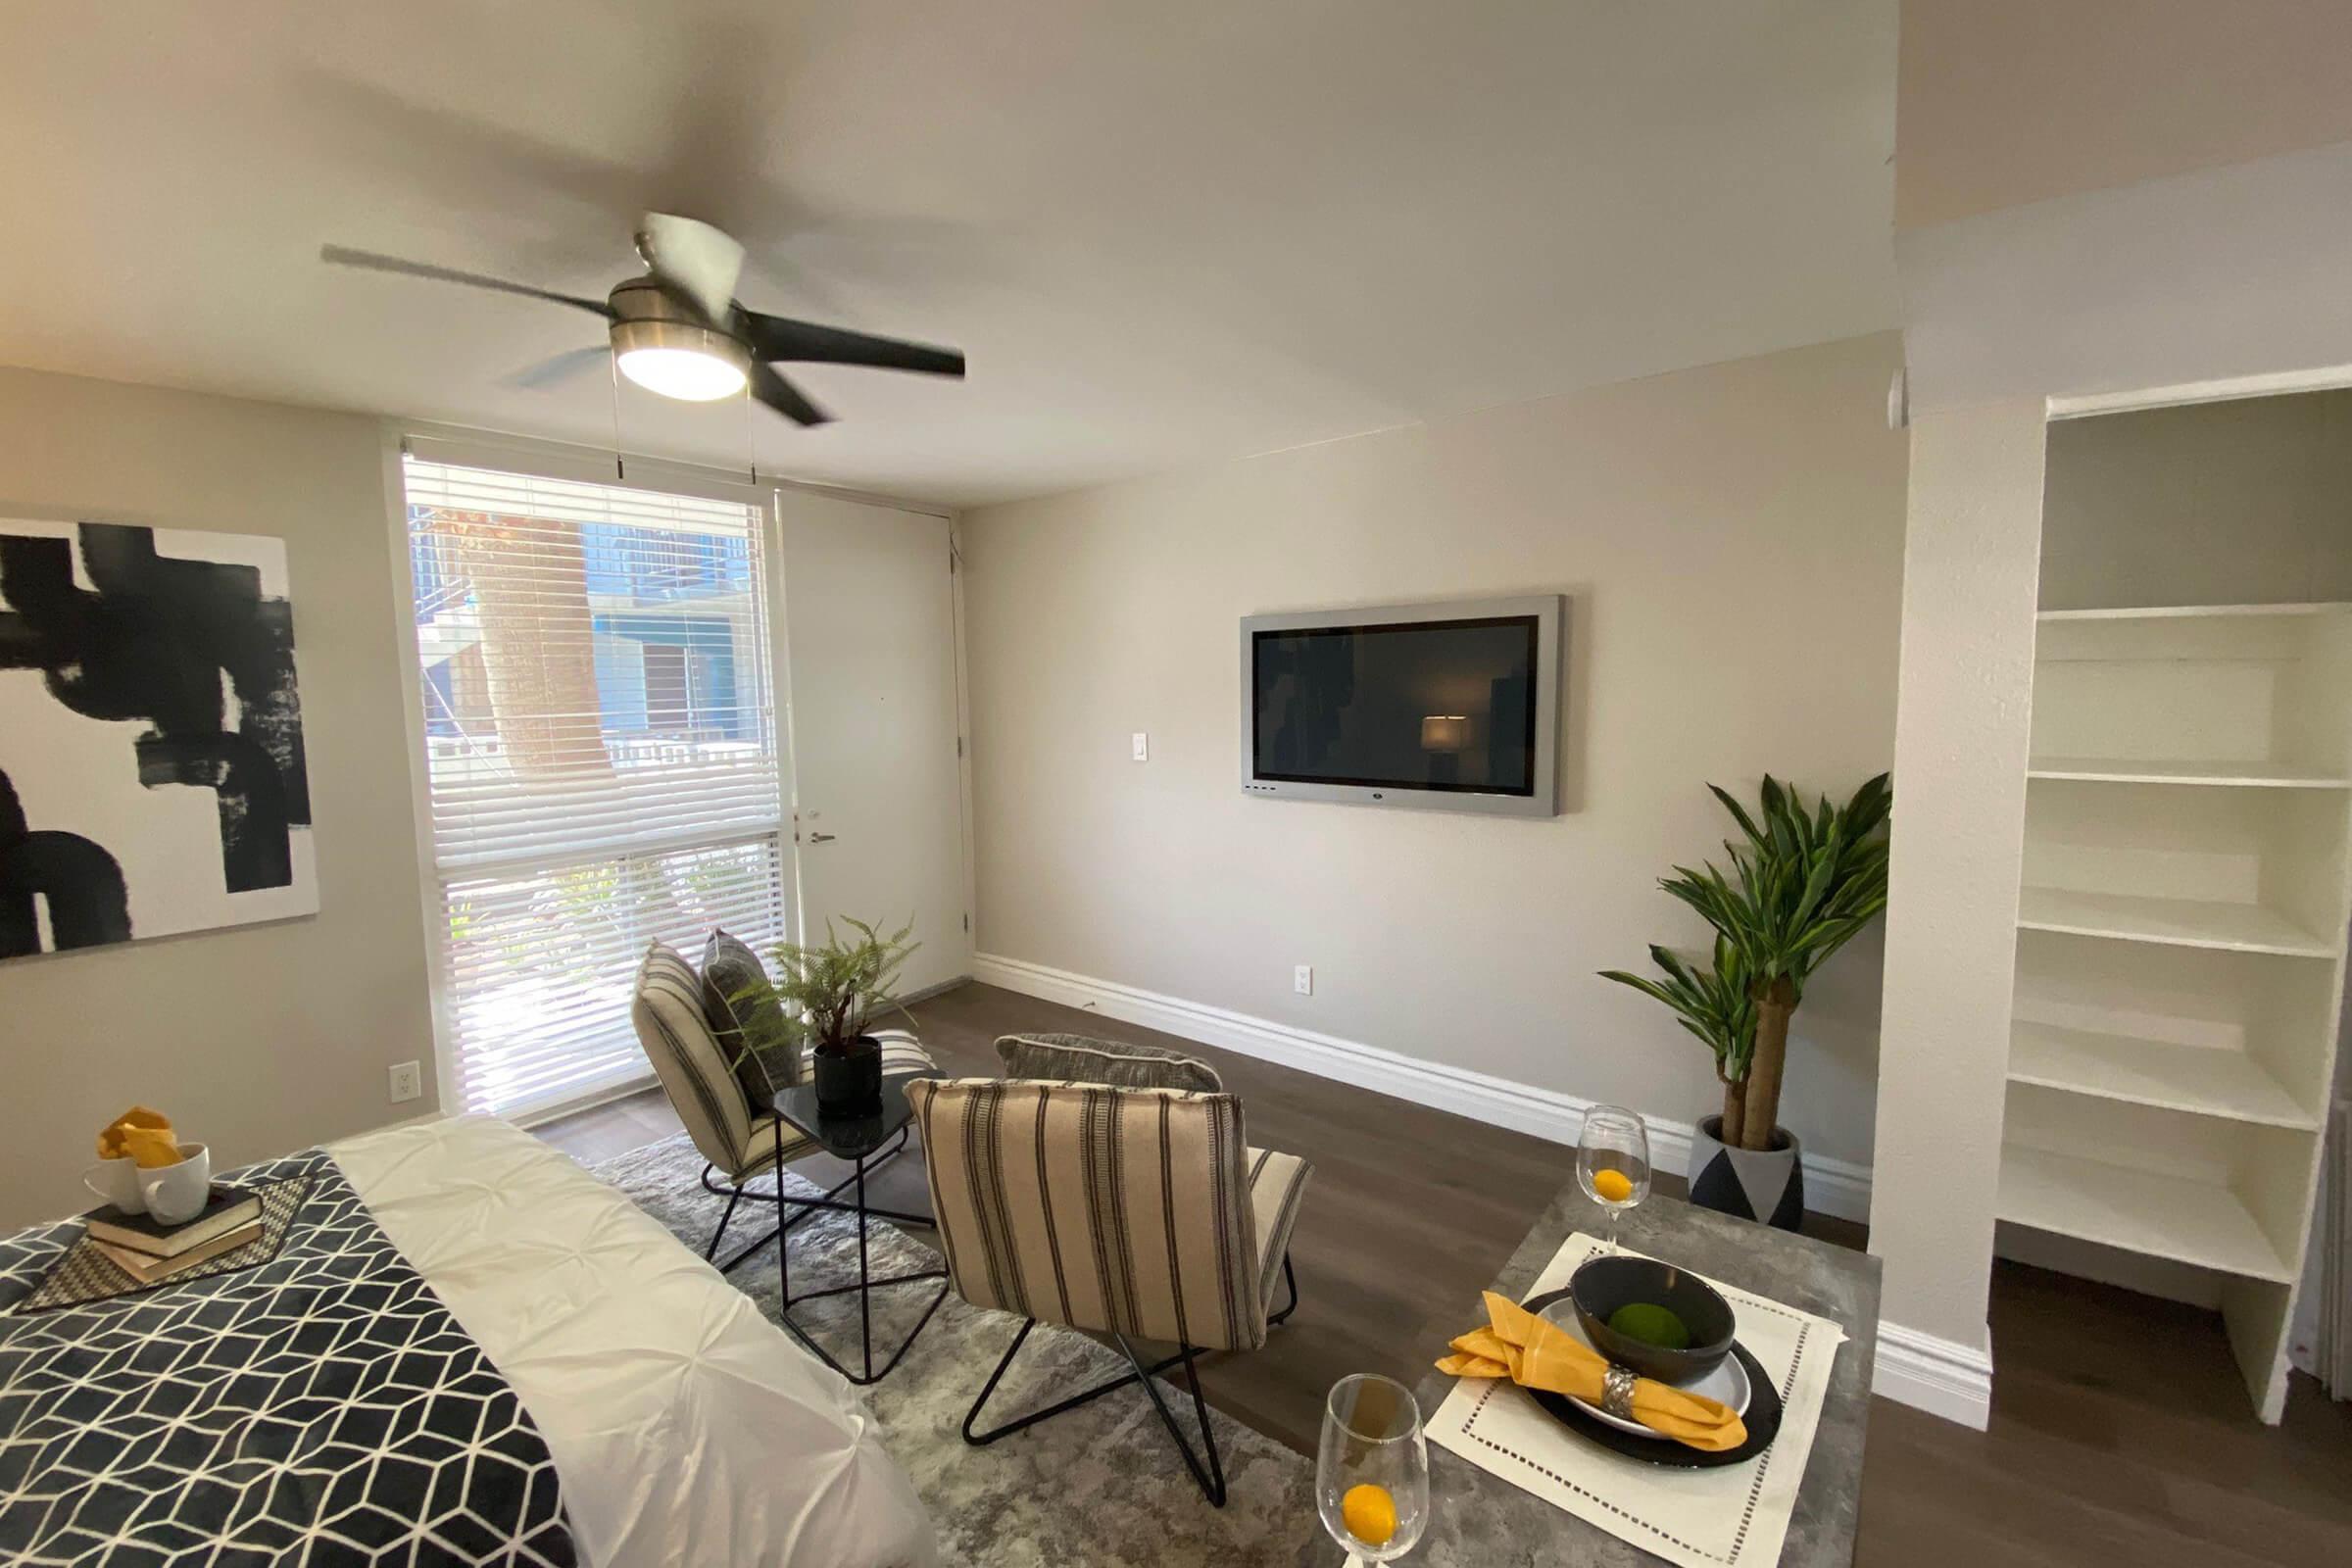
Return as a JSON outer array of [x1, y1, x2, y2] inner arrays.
[[1600, 773, 1889, 1229], [734, 916, 919, 1117]]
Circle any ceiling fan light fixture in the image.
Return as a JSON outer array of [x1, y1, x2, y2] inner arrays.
[[319, 227, 960, 429], [611, 318, 751, 402]]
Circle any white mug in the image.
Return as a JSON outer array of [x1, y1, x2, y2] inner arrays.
[[83, 1155, 148, 1215], [136, 1144, 212, 1226]]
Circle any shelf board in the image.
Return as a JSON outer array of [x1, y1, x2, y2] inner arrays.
[[2027, 758, 2351, 788], [2007, 1022, 2321, 1129], [2037, 603, 2352, 622], [1997, 1145, 2297, 1281], [2016, 887, 2337, 958]]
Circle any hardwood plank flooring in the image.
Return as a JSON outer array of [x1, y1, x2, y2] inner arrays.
[[540, 981, 2352, 1565]]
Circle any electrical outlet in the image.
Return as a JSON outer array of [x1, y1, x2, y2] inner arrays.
[[1132, 731, 1149, 761], [1294, 964, 1313, 996], [388, 1060, 422, 1104]]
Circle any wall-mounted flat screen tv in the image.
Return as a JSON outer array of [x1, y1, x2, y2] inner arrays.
[[1240, 595, 1561, 817]]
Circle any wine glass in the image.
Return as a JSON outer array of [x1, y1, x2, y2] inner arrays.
[[1578, 1103, 1652, 1252], [1317, 1374, 1430, 1563]]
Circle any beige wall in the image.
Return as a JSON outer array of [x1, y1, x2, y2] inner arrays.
[[1894, 2, 2352, 416], [1896, 0, 2352, 231], [1867, 397, 2047, 1361], [2041, 390, 2352, 611], [961, 333, 1908, 1168], [0, 368, 435, 1227]]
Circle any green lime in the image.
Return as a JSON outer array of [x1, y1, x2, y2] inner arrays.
[[1606, 1301, 1691, 1349]]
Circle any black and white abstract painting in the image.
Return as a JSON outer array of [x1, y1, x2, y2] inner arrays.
[[0, 519, 315, 958]]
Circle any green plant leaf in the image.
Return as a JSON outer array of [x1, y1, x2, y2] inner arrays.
[[1707, 783, 1766, 851], [739, 915, 925, 1055], [1602, 772, 1891, 1085]]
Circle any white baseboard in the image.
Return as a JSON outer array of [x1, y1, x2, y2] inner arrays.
[[1872, 1320, 1994, 1430], [970, 952, 1873, 1225]]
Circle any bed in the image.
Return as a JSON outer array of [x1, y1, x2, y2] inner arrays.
[[0, 1114, 937, 1567]]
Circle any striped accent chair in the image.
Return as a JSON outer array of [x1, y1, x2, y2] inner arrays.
[[630, 941, 937, 1271], [905, 1076, 1310, 1505]]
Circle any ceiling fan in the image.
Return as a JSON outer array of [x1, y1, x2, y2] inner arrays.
[[320, 213, 965, 426]]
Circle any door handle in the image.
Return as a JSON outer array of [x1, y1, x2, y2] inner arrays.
[[808, 832, 837, 843]]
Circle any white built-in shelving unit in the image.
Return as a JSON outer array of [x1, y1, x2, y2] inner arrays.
[[2002, 601, 2352, 1421]]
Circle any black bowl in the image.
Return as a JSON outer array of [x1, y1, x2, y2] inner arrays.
[[1566, 1254, 1737, 1385]]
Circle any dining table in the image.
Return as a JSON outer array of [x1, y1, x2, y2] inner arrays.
[[1399, 1182, 1882, 1566]]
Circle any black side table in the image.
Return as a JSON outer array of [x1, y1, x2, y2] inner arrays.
[[769, 1070, 950, 1385]]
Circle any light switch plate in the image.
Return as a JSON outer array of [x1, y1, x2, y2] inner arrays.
[[1132, 731, 1149, 761], [388, 1060, 422, 1104]]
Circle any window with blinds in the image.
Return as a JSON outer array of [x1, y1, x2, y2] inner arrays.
[[401, 456, 786, 1118]]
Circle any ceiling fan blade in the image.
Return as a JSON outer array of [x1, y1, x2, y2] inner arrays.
[[741, 311, 966, 378], [636, 214, 745, 324], [505, 345, 612, 391], [749, 362, 832, 427], [319, 245, 614, 318]]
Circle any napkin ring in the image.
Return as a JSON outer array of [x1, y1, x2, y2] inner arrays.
[[1601, 1363, 1639, 1420]]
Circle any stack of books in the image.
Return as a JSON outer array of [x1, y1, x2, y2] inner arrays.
[[83, 1188, 265, 1286]]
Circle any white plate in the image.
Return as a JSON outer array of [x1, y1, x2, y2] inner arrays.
[[1536, 1300, 1750, 1440]]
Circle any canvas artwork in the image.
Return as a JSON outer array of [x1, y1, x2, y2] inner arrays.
[[0, 519, 315, 958]]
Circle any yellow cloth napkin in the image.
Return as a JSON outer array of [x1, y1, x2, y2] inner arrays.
[[1437, 1290, 1747, 1452], [97, 1105, 181, 1169]]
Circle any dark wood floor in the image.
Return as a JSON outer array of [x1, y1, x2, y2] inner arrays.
[[541, 981, 2352, 1566]]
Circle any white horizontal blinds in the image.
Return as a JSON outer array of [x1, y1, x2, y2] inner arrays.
[[401, 457, 787, 1117], [401, 461, 781, 870], [437, 837, 786, 1116]]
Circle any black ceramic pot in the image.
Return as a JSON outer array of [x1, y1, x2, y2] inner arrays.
[[1566, 1253, 1738, 1384], [812, 1035, 885, 1117]]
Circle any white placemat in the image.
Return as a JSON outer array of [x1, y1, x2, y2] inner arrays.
[[1426, 1232, 1846, 1568]]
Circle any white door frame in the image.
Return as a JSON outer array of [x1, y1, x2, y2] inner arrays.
[[2045, 359, 2352, 420]]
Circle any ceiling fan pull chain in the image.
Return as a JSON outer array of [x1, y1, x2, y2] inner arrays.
[[742, 377, 759, 489], [608, 345, 626, 481]]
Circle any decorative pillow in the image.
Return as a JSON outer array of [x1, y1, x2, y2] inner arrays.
[[994, 1032, 1223, 1093], [702, 929, 798, 1102]]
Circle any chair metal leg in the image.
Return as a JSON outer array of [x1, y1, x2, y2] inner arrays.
[[1267, 1252, 1300, 1327], [961, 1318, 1228, 1507], [964, 1320, 1191, 1444], [703, 1184, 743, 1261], [1125, 1337, 1226, 1507], [961, 1320, 1040, 1443]]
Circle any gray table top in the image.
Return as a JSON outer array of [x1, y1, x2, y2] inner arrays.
[[1398, 1185, 1881, 1567]]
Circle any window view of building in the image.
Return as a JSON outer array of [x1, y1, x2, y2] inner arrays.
[[413, 514, 758, 752]]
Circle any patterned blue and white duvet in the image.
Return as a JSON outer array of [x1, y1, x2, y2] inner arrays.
[[0, 1146, 575, 1565], [2, 1115, 936, 1567]]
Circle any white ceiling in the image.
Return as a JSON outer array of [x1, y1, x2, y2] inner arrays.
[[0, 1, 1897, 510]]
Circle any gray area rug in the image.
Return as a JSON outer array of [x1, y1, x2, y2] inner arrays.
[[589, 1134, 1323, 1567]]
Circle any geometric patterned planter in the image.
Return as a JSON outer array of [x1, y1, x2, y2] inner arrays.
[[1686, 1114, 1806, 1230]]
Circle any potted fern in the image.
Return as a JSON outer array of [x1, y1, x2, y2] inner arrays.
[[1600, 774, 1889, 1229], [734, 916, 919, 1117]]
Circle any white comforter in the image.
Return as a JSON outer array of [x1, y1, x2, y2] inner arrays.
[[326, 1115, 936, 1568]]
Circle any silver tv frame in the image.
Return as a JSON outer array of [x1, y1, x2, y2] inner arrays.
[[1238, 594, 1562, 818]]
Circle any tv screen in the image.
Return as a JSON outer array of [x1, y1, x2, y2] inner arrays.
[[1250, 614, 1541, 797]]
